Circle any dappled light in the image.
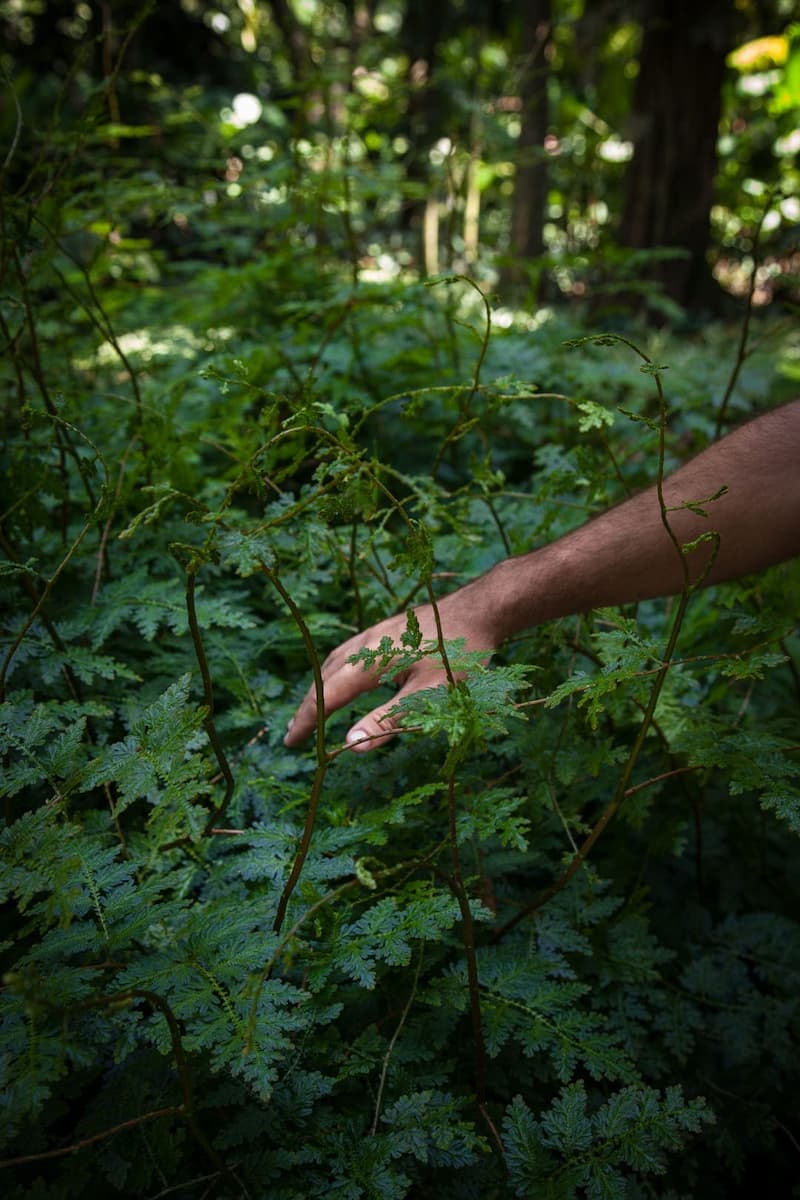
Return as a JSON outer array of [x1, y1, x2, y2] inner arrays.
[[1, 3, 799, 1198]]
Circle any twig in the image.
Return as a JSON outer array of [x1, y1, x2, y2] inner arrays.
[[208, 725, 269, 787], [370, 949, 425, 1135], [182, 571, 236, 836], [715, 192, 775, 437], [349, 520, 365, 627], [494, 338, 698, 940], [0, 64, 23, 178], [0, 1106, 185, 1168], [775, 1118, 800, 1156], [491, 779, 633, 943], [430, 275, 492, 478], [47, 254, 143, 417], [264, 564, 331, 934], [92, 436, 138, 601], [0, 519, 95, 703], [10, 245, 97, 509], [246, 854, 441, 1055], [101, 1, 122, 127], [442, 775, 504, 1156], [145, 1171, 224, 1200], [17, 984, 239, 1186], [623, 764, 704, 797], [482, 494, 512, 557], [249, 875, 372, 1053]]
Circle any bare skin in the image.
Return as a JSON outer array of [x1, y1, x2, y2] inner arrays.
[[284, 401, 800, 752]]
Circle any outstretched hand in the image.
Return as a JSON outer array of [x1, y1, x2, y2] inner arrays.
[[283, 590, 501, 753]]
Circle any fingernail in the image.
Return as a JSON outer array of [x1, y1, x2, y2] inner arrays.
[[346, 728, 369, 748]]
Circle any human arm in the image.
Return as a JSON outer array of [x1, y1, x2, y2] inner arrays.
[[284, 401, 800, 752]]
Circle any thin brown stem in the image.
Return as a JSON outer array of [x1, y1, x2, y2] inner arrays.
[[145, 1172, 225, 1200], [442, 774, 502, 1156], [11, 244, 95, 508], [715, 194, 773, 438], [25, 983, 236, 1183], [0, 520, 94, 703], [0, 1106, 185, 1169], [184, 571, 236, 837], [349, 520, 365, 627], [482, 494, 512, 557], [264, 565, 331, 934], [430, 275, 492, 478], [92, 436, 138, 601], [132, 989, 239, 1183], [0, 64, 23, 180], [370, 948, 425, 1135], [101, 1, 122, 127], [623, 764, 703, 797], [495, 345, 697, 940], [47, 255, 143, 417]]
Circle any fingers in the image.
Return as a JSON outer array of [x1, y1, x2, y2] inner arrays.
[[283, 649, 449, 754], [343, 669, 444, 753], [342, 697, 405, 752], [283, 650, 381, 747], [283, 612, 417, 748], [282, 598, 488, 752]]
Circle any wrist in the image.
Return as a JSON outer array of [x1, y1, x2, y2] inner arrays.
[[442, 555, 542, 646]]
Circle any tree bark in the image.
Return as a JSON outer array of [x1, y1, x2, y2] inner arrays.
[[398, 0, 450, 262], [619, 0, 735, 314], [266, 0, 312, 85], [499, 0, 553, 302]]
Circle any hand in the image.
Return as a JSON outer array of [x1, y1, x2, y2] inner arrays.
[[283, 590, 500, 753]]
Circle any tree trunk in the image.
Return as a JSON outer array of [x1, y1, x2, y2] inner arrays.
[[398, 1, 450, 265], [619, 0, 734, 314], [499, 0, 553, 303]]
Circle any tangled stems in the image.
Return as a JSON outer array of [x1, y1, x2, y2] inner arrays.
[[263, 562, 331, 936], [443, 772, 505, 1156], [495, 338, 701, 940], [429, 274, 493, 478], [0, 985, 243, 1190], [185, 569, 236, 837], [157, 562, 236, 853]]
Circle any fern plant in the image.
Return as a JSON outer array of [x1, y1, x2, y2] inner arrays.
[[2, 22, 800, 1200]]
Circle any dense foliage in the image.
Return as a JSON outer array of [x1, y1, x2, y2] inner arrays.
[[3, 0, 800, 306], [2, 4, 800, 1198]]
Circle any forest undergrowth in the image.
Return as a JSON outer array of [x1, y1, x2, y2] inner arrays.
[[2, 31, 800, 1200]]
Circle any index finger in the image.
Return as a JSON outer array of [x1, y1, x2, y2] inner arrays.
[[283, 651, 385, 747]]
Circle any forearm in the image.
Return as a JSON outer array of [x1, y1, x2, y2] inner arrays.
[[285, 402, 799, 750], [451, 401, 800, 641]]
